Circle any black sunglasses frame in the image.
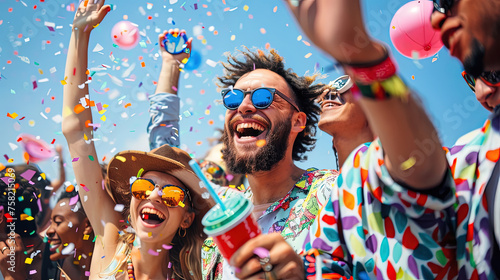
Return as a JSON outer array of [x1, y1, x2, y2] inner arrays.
[[221, 87, 301, 112], [130, 177, 192, 208], [462, 71, 500, 93], [432, 0, 456, 15]]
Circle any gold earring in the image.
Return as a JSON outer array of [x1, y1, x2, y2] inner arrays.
[[178, 227, 187, 237]]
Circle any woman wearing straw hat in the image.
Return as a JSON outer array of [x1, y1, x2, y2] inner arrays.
[[61, 1, 215, 279]]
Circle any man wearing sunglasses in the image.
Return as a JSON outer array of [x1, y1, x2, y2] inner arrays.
[[462, 70, 500, 112], [201, 48, 338, 280], [231, 1, 459, 279], [431, 0, 500, 277]]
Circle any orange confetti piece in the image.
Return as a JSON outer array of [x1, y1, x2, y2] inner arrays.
[[124, 103, 132, 108], [66, 185, 75, 192], [196, 141, 202, 145], [256, 140, 266, 147], [74, 104, 85, 114], [273, 6, 277, 12], [260, 28, 266, 34], [208, 120, 214, 125], [141, 62, 146, 67], [7, 112, 18, 119]]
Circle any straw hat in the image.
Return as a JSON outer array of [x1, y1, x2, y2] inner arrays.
[[107, 144, 215, 230]]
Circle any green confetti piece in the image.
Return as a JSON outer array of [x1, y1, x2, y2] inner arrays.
[[34, 62, 39, 66], [18, 196, 24, 202], [137, 168, 144, 178], [89, 155, 94, 161], [24, 208, 32, 217]]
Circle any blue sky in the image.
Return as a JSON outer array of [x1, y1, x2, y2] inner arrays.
[[0, 0, 489, 182]]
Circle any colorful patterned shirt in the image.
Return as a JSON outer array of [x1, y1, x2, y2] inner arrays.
[[303, 139, 457, 280], [201, 168, 338, 280], [445, 107, 500, 279]]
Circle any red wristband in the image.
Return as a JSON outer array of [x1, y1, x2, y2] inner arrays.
[[345, 55, 397, 84]]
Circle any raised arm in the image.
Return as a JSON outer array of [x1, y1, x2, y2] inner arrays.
[[286, 0, 448, 190], [61, 0, 118, 237], [147, 29, 192, 149]]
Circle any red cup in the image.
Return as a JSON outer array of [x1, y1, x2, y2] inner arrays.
[[202, 195, 261, 260]]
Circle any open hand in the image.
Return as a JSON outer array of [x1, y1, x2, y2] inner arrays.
[[73, 0, 111, 33], [230, 233, 304, 280]]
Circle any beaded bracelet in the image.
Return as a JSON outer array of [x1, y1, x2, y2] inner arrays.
[[351, 74, 409, 101]]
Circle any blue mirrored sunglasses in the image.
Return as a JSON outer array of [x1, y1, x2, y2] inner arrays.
[[221, 87, 300, 112]]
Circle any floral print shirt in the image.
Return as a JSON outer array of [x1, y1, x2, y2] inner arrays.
[[201, 168, 338, 280], [303, 139, 457, 280], [445, 108, 500, 279]]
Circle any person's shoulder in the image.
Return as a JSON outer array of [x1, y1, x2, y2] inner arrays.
[[304, 168, 339, 178], [299, 168, 339, 192]]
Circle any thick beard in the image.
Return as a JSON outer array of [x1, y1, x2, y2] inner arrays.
[[463, 38, 485, 78], [222, 115, 292, 175]]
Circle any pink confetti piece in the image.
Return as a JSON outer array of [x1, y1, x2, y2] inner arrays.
[[21, 169, 36, 180], [253, 247, 269, 258], [69, 194, 79, 205], [96, 102, 103, 112], [72, 157, 79, 162], [0, 177, 10, 185], [162, 244, 173, 250], [85, 271, 90, 276], [80, 184, 90, 192], [37, 198, 42, 212], [148, 249, 159, 256], [29, 270, 37, 275]]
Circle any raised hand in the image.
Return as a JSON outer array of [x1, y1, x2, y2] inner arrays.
[[73, 0, 111, 33], [158, 29, 193, 65], [285, 0, 385, 64]]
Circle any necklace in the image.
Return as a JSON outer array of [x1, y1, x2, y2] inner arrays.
[[127, 258, 135, 280], [126, 257, 175, 280]]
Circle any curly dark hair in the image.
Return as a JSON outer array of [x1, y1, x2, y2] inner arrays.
[[217, 47, 323, 161], [0, 165, 44, 238]]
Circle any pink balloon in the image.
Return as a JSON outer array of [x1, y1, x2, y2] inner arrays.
[[111, 21, 140, 50], [19, 134, 55, 163], [390, 0, 443, 59]]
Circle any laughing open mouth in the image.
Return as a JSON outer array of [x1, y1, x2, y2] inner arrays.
[[235, 122, 266, 138], [140, 207, 166, 225]]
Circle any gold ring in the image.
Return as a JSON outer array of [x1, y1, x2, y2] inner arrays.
[[1, 246, 8, 254]]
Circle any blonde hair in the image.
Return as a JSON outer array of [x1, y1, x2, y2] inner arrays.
[[102, 178, 204, 280]]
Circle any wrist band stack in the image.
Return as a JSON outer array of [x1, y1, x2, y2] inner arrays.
[[342, 45, 409, 100]]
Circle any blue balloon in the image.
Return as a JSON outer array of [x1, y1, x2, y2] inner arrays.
[[184, 49, 202, 71]]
